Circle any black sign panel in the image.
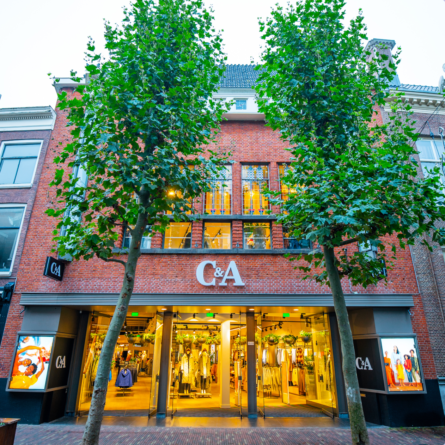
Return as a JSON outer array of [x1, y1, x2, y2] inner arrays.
[[353, 338, 385, 391], [47, 337, 75, 389], [44, 257, 65, 282]]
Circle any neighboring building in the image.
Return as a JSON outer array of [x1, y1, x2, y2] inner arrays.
[[0, 107, 56, 347], [0, 64, 443, 428], [376, 39, 445, 412]]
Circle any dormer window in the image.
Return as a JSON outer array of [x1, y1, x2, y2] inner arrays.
[[235, 99, 247, 110]]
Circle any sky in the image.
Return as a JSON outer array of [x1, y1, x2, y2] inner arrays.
[[0, 0, 444, 109]]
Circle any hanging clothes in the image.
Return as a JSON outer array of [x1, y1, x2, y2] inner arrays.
[[292, 367, 299, 386], [292, 348, 297, 366], [180, 353, 195, 384], [115, 368, 133, 388], [198, 352, 211, 378]]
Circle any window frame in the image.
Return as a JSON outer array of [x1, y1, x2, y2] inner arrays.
[[235, 99, 248, 110], [0, 204, 26, 276], [242, 163, 270, 216], [203, 164, 233, 215], [0, 140, 43, 188], [202, 221, 232, 250], [282, 225, 311, 250], [162, 222, 193, 250], [242, 221, 272, 250], [123, 225, 152, 250], [417, 139, 445, 184]]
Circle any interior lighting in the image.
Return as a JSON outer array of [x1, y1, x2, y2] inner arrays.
[[190, 313, 198, 321], [274, 326, 277, 331], [293, 309, 299, 311], [249, 308, 254, 311], [161, 308, 167, 311], [206, 308, 211, 311]]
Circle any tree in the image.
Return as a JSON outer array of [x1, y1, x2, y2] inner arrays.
[[47, 1, 228, 443], [255, 0, 445, 443]]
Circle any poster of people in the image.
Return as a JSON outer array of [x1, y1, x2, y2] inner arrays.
[[8, 335, 54, 390], [380, 337, 423, 392]]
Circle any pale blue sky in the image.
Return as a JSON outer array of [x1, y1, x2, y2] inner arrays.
[[0, 0, 443, 109]]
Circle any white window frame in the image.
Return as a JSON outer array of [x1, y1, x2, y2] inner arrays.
[[0, 204, 26, 276], [235, 99, 248, 110], [0, 140, 43, 188], [417, 139, 445, 181]]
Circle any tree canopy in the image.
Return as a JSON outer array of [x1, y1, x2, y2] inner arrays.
[[48, 0, 229, 263], [256, 0, 445, 288]]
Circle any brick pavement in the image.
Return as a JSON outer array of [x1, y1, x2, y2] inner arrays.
[[14, 425, 445, 444]]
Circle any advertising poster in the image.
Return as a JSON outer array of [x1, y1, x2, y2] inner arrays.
[[380, 337, 423, 392], [8, 335, 54, 391]]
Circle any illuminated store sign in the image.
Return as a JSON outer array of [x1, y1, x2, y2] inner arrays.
[[196, 261, 245, 287]]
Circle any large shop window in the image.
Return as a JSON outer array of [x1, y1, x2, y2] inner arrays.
[[166, 165, 194, 215], [164, 222, 192, 249], [204, 166, 232, 215], [243, 222, 271, 250], [242, 165, 269, 215], [0, 206, 25, 273], [283, 225, 311, 250], [123, 226, 152, 249], [203, 222, 231, 249], [417, 139, 445, 186], [0, 142, 41, 186]]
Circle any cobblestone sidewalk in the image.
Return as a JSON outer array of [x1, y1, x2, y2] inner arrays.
[[15, 425, 445, 444]]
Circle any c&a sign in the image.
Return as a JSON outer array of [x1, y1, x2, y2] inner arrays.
[[43, 256, 65, 282], [196, 261, 245, 287]]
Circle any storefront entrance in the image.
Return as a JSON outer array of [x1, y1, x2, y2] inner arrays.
[[75, 308, 338, 420]]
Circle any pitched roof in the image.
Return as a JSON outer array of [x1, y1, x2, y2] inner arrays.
[[395, 84, 440, 94], [220, 65, 441, 96], [219, 65, 259, 88]]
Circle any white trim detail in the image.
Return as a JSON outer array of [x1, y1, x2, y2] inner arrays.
[[0, 107, 56, 131]]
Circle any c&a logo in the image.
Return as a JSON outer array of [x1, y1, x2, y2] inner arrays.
[[356, 357, 373, 371], [196, 261, 245, 287]]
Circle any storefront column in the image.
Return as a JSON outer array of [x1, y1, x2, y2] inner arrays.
[[246, 311, 257, 418], [156, 310, 173, 417], [220, 320, 231, 408]]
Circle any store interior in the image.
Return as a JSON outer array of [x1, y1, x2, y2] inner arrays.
[[77, 308, 337, 418]]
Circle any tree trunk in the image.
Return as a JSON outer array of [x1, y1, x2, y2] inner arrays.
[[324, 246, 369, 445], [82, 211, 147, 445]]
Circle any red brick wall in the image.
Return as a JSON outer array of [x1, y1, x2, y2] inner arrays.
[[0, 90, 437, 381]]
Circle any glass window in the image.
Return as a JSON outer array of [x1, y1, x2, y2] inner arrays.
[[123, 226, 152, 249], [278, 163, 298, 204], [203, 222, 231, 249], [204, 166, 232, 215], [235, 99, 247, 110], [0, 207, 25, 273], [243, 222, 271, 250], [0, 143, 40, 185], [164, 222, 192, 249], [283, 226, 311, 249], [166, 166, 194, 215], [416, 140, 445, 188], [242, 165, 269, 215]]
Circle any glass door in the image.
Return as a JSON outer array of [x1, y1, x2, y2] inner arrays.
[[148, 312, 163, 418], [257, 313, 265, 418], [305, 313, 336, 416], [234, 311, 243, 417]]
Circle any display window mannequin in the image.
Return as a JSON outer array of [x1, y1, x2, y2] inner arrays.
[[198, 348, 211, 393]]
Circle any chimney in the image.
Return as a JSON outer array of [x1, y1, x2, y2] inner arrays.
[[365, 38, 400, 86]]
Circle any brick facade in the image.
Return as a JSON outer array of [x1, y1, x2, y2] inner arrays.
[[0, 88, 438, 389]]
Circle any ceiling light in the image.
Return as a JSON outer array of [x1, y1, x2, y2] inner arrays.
[[294, 309, 299, 311], [205, 308, 211, 311], [190, 313, 198, 321], [274, 326, 277, 330], [161, 308, 167, 311], [249, 308, 254, 311]]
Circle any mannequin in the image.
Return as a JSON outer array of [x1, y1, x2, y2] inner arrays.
[[198, 348, 211, 393], [180, 348, 195, 394]]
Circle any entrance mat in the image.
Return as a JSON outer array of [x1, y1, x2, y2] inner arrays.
[[261, 404, 327, 418], [174, 407, 241, 418]]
